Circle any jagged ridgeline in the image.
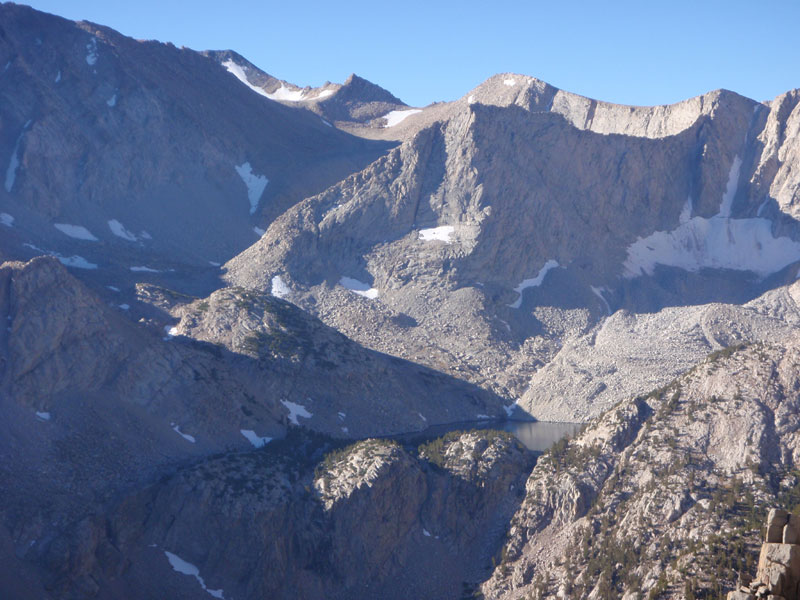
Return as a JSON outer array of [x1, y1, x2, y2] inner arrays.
[[3, 2, 800, 600]]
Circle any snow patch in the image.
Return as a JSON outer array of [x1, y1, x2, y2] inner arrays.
[[468, 95, 476, 104], [235, 162, 269, 215], [423, 529, 431, 537], [58, 255, 97, 269], [321, 118, 332, 127], [338, 412, 346, 420], [118, 304, 130, 310], [508, 260, 560, 308], [106, 94, 116, 107], [35, 411, 50, 421], [719, 155, 742, 218], [172, 424, 196, 443], [208, 261, 221, 267], [476, 414, 491, 420], [0, 213, 13, 227], [418, 225, 454, 243], [341, 426, 349, 433], [591, 286, 611, 316], [164, 325, 179, 337], [679, 196, 693, 224], [418, 412, 427, 422], [281, 399, 313, 425], [757, 199, 769, 217], [54, 70, 61, 83], [271, 275, 290, 299], [85, 38, 98, 66], [221, 59, 269, 98], [108, 219, 138, 241], [253, 226, 265, 236], [164, 551, 225, 599], [107, 286, 120, 292], [266, 83, 307, 102], [130, 266, 161, 273], [315, 89, 334, 99], [623, 216, 800, 278], [5, 128, 27, 193], [504, 403, 517, 417], [382, 109, 422, 127], [240, 429, 272, 448], [54, 223, 98, 241], [503, 78, 516, 86], [339, 276, 378, 299]]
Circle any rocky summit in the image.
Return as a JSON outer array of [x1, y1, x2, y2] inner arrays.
[[2, 2, 800, 599]]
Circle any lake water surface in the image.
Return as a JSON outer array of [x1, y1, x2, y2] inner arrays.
[[394, 419, 582, 453]]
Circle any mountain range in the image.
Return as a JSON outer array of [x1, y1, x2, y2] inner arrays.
[[1, 2, 800, 598]]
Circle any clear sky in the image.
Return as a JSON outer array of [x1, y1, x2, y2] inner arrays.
[[20, 0, 800, 108]]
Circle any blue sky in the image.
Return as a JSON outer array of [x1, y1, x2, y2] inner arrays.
[[23, 0, 800, 107]]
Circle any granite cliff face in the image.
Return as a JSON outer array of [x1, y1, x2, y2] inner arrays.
[[480, 339, 800, 599]]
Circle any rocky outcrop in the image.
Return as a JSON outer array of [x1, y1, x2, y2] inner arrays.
[[728, 509, 800, 600], [205, 51, 408, 127], [39, 430, 533, 599], [479, 338, 800, 599], [159, 284, 509, 434]]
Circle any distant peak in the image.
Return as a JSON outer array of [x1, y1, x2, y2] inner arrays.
[[338, 73, 405, 106]]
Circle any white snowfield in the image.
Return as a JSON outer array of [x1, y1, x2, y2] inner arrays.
[[59, 255, 97, 269], [5, 124, 29, 193], [623, 215, 800, 278], [280, 399, 313, 425], [267, 83, 307, 102], [271, 275, 290, 299], [591, 286, 612, 315], [314, 89, 334, 99], [382, 109, 422, 127], [164, 551, 225, 599], [253, 226, 265, 236], [54, 223, 98, 241], [23, 243, 97, 269], [503, 78, 516, 86], [240, 429, 272, 448], [35, 411, 51, 421], [106, 94, 117, 107], [222, 59, 310, 102], [509, 260, 560, 308], [235, 162, 269, 215], [222, 59, 269, 98], [0, 213, 13, 226], [624, 155, 800, 278], [108, 219, 138, 242], [339, 276, 379, 299], [172, 424, 196, 443], [418, 225, 455, 243], [130, 266, 161, 273], [85, 38, 98, 66]]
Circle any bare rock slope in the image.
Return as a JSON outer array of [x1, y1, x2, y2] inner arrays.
[[0, 3, 392, 284], [225, 79, 800, 416]]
